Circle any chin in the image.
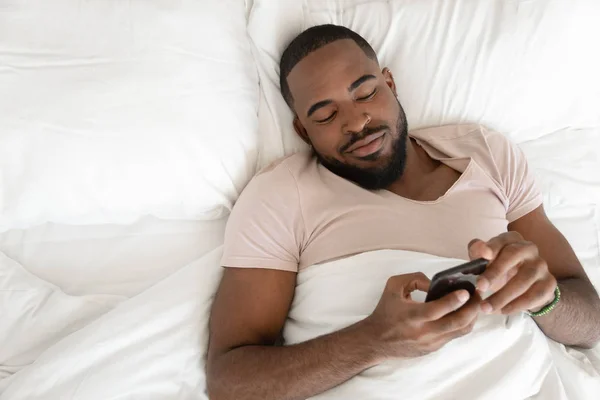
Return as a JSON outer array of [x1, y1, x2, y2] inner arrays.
[[316, 103, 409, 190], [317, 131, 407, 190]]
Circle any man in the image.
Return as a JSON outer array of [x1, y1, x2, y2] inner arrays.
[[206, 24, 600, 400]]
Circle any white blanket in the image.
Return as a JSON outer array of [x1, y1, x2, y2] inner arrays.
[[286, 250, 600, 400], [0, 248, 224, 399], [2, 247, 598, 399]]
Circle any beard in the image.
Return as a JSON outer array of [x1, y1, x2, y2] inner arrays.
[[314, 102, 409, 190]]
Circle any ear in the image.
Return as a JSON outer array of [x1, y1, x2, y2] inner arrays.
[[293, 115, 311, 145], [382, 67, 397, 97]]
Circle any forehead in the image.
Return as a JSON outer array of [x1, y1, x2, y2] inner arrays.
[[287, 39, 379, 109]]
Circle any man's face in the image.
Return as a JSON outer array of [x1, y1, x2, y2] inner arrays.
[[287, 39, 409, 190]]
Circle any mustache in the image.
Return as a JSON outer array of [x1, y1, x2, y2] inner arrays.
[[340, 125, 389, 153]]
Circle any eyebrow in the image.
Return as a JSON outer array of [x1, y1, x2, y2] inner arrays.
[[307, 100, 333, 118], [348, 74, 376, 92], [306, 74, 377, 118]]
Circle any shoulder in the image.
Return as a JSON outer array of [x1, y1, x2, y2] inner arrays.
[[410, 123, 512, 150], [255, 151, 312, 178], [236, 152, 312, 206], [409, 123, 484, 142], [411, 123, 520, 175]]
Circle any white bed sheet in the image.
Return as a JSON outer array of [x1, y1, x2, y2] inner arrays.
[[0, 217, 227, 389], [0, 216, 226, 297], [0, 246, 224, 400]]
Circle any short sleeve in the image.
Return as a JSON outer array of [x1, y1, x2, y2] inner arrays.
[[486, 131, 543, 222], [220, 161, 304, 272]]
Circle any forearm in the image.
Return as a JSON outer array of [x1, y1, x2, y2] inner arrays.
[[533, 278, 600, 348], [207, 319, 383, 400]]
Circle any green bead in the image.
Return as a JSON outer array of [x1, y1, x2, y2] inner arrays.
[[528, 286, 561, 317]]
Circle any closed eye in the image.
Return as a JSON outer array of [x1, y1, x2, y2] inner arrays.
[[357, 88, 377, 101], [315, 111, 337, 124]]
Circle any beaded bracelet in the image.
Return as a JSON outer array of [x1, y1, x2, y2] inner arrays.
[[527, 286, 561, 317]]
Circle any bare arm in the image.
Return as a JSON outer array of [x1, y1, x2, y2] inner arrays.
[[532, 278, 600, 348], [209, 317, 381, 400], [207, 268, 480, 400], [470, 206, 600, 349], [508, 206, 600, 348], [206, 268, 381, 400]]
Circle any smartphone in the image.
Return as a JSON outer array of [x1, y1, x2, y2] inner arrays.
[[425, 258, 489, 302]]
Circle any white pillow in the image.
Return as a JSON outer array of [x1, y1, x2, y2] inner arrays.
[[248, 0, 600, 165], [0, 252, 123, 383], [0, 248, 223, 399], [0, 0, 258, 231]]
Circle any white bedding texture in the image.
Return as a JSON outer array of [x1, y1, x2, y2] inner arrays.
[[1, 0, 599, 399]]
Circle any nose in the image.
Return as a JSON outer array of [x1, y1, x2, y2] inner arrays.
[[342, 108, 371, 135]]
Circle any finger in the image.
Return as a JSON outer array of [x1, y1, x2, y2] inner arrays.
[[386, 273, 431, 298], [468, 239, 494, 261], [428, 292, 481, 334], [483, 231, 525, 257], [468, 232, 523, 261], [477, 240, 538, 292], [487, 267, 518, 294], [480, 261, 544, 313], [500, 278, 557, 315], [418, 289, 471, 321]]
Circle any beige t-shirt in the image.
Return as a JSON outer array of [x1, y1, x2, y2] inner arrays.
[[222, 124, 542, 272]]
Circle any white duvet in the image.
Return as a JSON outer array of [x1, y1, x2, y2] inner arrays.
[[0, 248, 224, 400], [2, 248, 598, 399], [287, 250, 600, 400]]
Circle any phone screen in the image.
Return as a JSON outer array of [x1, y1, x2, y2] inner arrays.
[[425, 258, 488, 302]]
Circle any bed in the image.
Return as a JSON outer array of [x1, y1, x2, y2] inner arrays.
[[1, 0, 599, 398]]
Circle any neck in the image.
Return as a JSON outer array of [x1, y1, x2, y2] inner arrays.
[[386, 137, 440, 197]]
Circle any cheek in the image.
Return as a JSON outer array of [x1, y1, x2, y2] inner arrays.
[[372, 92, 400, 120], [307, 126, 345, 157]]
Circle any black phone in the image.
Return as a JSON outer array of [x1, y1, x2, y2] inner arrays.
[[425, 258, 489, 302]]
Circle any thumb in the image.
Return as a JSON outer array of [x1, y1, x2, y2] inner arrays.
[[468, 239, 494, 261]]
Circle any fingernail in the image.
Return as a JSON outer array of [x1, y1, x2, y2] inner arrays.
[[481, 302, 493, 314], [457, 290, 470, 304], [477, 277, 490, 292]]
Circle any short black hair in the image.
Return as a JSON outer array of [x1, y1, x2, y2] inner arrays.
[[279, 24, 378, 109]]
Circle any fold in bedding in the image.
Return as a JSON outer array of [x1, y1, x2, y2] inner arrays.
[[286, 250, 600, 399], [1, 247, 598, 399]]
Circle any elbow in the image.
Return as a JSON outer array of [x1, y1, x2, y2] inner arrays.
[[206, 356, 235, 400], [206, 367, 226, 400], [206, 373, 230, 400], [206, 385, 227, 400]]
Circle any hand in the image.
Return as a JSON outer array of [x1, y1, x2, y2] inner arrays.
[[468, 231, 557, 315], [365, 272, 481, 358]]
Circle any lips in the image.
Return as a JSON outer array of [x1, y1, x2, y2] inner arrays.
[[345, 131, 386, 154]]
